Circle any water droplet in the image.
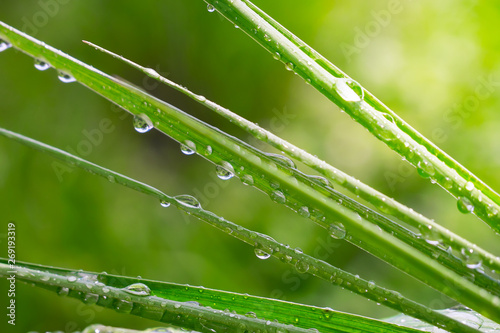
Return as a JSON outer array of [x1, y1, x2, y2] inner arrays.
[[241, 174, 254, 186], [160, 200, 171, 208], [67, 276, 77, 282], [58, 287, 69, 296], [115, 299, 134, 313], [367, 281, 376, 290], [308, 175, 332, 187], [207, 4, 215, 12], [457, 197, 474, 214], [254, 244, 273, 260], [486, 204, 499, 218], [271, 190, 286, 204], [443, 177, 454, 189], [0, 39, 12, 52], [204, 145, 213, 156], [417, 159, 435, 178], [285, 62, 294, 71], [133, 114, 153, 133], [264, 34, 272, 42], [334, 78, 363, 102], [34, 59, 50, 71], [122, 283, 151, 296], [58, 72, 76, 83], [180, 140, 196, 155], [465, 181, 474, 192], [328, 222, 346, 240], [174, 195, 201, 209], [299, 206, 310, 218], [295, 260, 309, 273], [216, 162, 235, 180], [266, 153, 296, 169], [273, 52, 281, 61]]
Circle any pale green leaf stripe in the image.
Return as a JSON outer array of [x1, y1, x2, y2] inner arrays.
[[1, 22, 498, 322], [0, 127, 480, 333], [0, 260, 422, 333], [83, 40, 500, 287], [203, 0, 500, 234]]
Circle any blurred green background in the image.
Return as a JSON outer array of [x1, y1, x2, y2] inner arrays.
[[1, 0, 499, 332]]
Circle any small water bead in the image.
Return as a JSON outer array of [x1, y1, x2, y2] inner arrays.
[[271, 190, 286, 204], [334, 78, 364, 102], [122, 283, 151, 296], [266, 153, 296, 169], [367, 281, 377, 290], [298, 206, 310, 218], [0, 39, 12, 52], [241, 174, 254, 186], [174, 195, 201, 209], [180, 140, 196, 155], [417, 159, 435, 178], [328, 222, 346, 240], [133, 114, 153, 133], [216, 161, 235, 180], [58, 72, 76, 83], [207, 4, 215, 12], [285, 62, 294, 71], [273, 52, 281, 61], [295, 260, 309, 273], [486, 204, 499, 218], [34, 59, 51, 71], [160, 200, 171, 208], [67, 276, 77, 282], [264, 34, 272, 42], [308, 175, 332, 187], [465, 181, 475, 192], [254, 244, 273, 260], [115, 299, 133, 313], [457, 196, 474, 214], [58, 287, 70, 296]]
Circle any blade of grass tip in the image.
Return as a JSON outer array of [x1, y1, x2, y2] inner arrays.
[[82, 41, 500, 282], [202, 0, 500, 235], [0, 127, 485, 333], [0, 260, 425, 333], [1, 22, 498, 322]]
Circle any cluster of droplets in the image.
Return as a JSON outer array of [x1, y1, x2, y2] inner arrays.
[[133, 114, 154, 133]]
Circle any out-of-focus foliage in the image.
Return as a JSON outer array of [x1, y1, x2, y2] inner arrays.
[[0, 1, 498, 332]]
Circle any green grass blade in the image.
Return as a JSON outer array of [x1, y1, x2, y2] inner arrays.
[[202, 0, 500, 234], [0, 127, 481, 333], [0, 260, 423, 333], [82, 41, 500, 293], [1, 21, 498, 323]]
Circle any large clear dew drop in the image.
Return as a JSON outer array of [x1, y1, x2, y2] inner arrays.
[[122, 282, 151, 296], [174, 194, 201, 209], [216, 162, 235, 180], [0, 39, 12, 52], [160, 200, 171, 208], [334, 78, 363, 102], [58, 71, 76, 83], [457, 196, 474, 214], [180, 140, 196, 155], [254, 244, 273, 260], [266, 153, 296, 169], [207, 4, 215, 12], [328, 222, 346, 240], [133, 114, 153, 133], [34, 59, 51, 71]]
